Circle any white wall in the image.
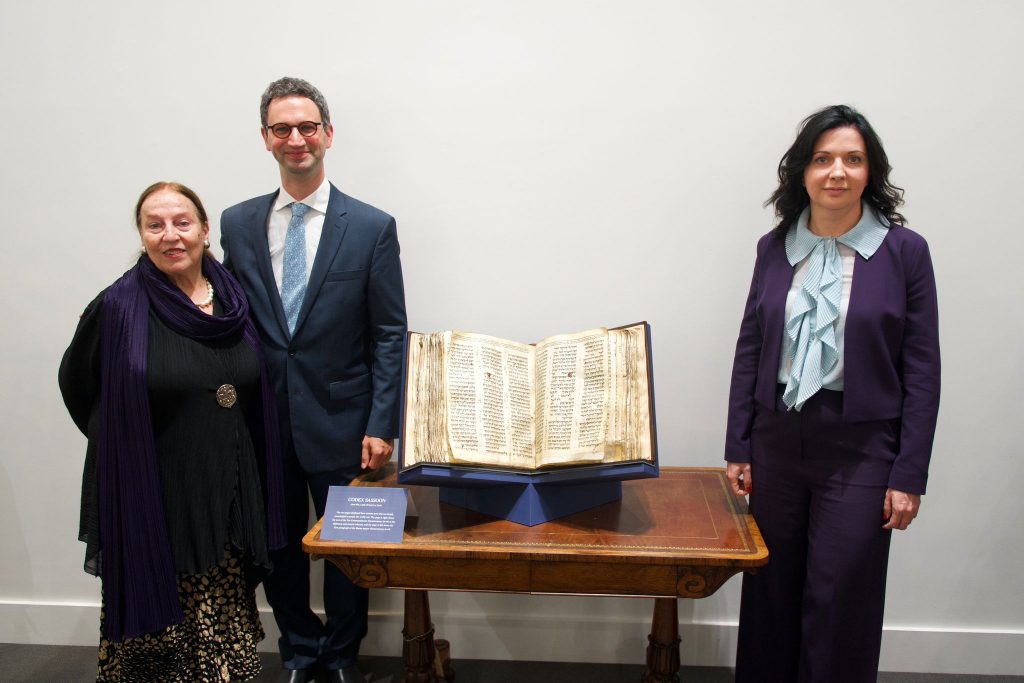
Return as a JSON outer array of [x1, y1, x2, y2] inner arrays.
[[1, 0, 1021, 675]]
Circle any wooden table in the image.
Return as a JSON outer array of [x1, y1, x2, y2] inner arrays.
[[303, 465, 767, 682]]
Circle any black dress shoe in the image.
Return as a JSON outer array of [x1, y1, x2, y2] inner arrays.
[[320, 665, 367, 683], [278, 669, 318, 683]]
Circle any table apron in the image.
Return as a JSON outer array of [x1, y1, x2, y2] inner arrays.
[[316, 554, 745, 598]]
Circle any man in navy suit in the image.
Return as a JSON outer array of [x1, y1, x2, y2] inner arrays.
[[221, 76, 407, 683]]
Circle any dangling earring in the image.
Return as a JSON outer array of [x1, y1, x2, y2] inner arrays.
[[204, 238, 211, 249]]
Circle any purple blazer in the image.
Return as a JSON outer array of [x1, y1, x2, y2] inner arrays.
[[724, 223, 940, 494]]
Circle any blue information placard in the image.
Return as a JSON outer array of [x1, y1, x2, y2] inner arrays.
[[320, 486, 408, 543]]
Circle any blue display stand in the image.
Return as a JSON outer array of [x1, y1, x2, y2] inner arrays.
[[399, 460, 657, 487], [399, 460, 655, 526], [438, 478, 622, 526]]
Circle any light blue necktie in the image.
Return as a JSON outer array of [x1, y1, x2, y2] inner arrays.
[[281, 202, 310, 334]]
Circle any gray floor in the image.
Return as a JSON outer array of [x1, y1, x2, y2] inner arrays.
[[0, 644, 1020, 682]]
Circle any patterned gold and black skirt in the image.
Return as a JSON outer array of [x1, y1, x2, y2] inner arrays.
[[96, 548, 264, 682]]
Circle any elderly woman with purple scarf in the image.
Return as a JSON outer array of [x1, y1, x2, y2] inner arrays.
[[59, 182, 286, 682]]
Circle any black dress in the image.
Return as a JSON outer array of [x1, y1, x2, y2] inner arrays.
[[59, 293, 272, 682]]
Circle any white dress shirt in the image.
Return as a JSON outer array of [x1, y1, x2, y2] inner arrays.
[[267, 178, 331, 293]]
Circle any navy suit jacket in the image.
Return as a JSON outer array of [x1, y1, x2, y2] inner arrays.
[[725, 223, 940, 494], [221, 184, 407, 475]]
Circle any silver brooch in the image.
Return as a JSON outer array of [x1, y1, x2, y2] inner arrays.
[[216, 384, 237, 408]]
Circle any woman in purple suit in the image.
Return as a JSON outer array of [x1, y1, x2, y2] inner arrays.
[[725, 105, 940, 682]]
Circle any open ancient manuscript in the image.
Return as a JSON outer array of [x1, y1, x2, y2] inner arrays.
[[401, 323, 654, 471]]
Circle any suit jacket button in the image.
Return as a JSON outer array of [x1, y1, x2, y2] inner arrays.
[[288, 349, 296, 357]]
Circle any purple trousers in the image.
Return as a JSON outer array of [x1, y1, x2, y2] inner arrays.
[[735, 389, 897, 683]]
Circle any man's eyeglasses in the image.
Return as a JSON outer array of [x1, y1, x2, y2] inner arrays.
[[265, 121, 325, 139]]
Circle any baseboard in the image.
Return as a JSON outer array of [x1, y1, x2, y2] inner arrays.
[[1, 600, 1020, 675]]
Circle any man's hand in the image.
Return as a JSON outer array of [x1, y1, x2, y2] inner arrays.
[[726, 461, 752, 497], [882, 488, 921, 530], [361, 436, 394, 470]]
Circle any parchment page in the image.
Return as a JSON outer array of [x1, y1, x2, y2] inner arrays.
[[534, 328, 610, 465], [606, 325, 653, 462], [444, 331, 536, 468], [402, 332, 451, 466]]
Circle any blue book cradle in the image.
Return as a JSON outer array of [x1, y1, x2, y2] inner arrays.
[[400, 460, 657, 526]]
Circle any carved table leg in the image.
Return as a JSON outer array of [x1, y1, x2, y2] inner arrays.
[[403, 590, 438, 683], [641, 597, 680, 683]]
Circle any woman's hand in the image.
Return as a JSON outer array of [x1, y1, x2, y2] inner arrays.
[[883, 488, 921, 530], [726, 461, 752, 497]]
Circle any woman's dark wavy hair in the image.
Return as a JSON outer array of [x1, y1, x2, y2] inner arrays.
[[767, 105, 905, 233]]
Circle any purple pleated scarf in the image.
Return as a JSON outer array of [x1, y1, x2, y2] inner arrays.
[[98, 254, 285, 642]]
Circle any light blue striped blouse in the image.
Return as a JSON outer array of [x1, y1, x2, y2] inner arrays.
[[777, 203, 889, 410]]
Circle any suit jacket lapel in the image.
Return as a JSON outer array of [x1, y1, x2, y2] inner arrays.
[[754, 239, 794, 409], [762, 247, 792, 374], [249, 191, 291, 338], [293, 185, 349, 336], [842, 247, 880, 416]]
